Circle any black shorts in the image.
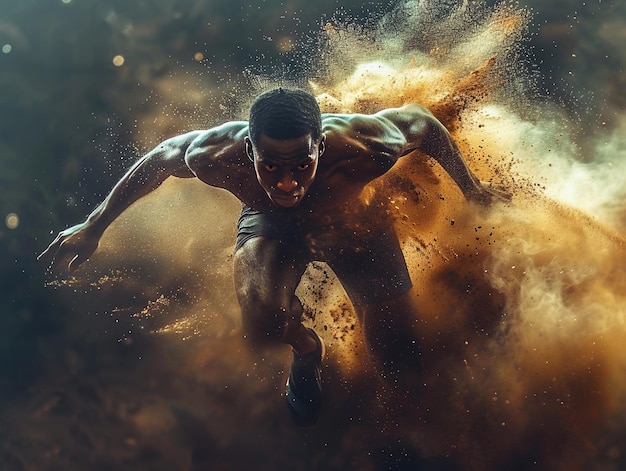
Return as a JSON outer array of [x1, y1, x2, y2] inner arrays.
[[235, 205, 412, 305]]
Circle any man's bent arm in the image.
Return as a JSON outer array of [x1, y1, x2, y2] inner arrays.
[[85, 131, 200, 234], [377, 104, 485, 199], [39, 131, 202, 271]]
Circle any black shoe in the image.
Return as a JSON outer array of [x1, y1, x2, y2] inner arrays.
[[285, 328, 325, 426]]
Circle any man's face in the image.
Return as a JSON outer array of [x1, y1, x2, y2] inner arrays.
[[246, 133, 325, 209]]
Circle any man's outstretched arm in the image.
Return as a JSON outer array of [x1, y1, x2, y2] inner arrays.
[[377, 104, 507, 204], [38, 130, 203, 272]]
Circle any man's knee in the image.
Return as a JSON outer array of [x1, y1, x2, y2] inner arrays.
[[241, 305, 286, 347], [237, 287, 292, 345], [233, 238, 305, 347], [238, 288, 306, 348]]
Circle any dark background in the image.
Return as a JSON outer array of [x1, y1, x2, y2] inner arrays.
[[1, 0, 624, 469], [0, 0, 394, 398]]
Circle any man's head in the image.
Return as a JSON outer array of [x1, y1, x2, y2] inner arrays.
[[248, 87, 323, 145], [245, 88, 326, 209]]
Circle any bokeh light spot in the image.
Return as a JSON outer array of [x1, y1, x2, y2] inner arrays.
[[194, 52, 204, 61], [5, 213, 19, 230], [112, 55, 125, 67], [2, 44, 12, 54]]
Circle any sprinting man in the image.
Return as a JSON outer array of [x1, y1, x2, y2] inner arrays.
[[39, 88, 503, 426]]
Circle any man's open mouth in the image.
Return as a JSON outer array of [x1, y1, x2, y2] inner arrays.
[[271, 192, 301, 207]]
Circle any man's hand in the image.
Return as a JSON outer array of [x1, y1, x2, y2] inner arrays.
[[465, 181, 512, 206], [37, 222, 100, 272]]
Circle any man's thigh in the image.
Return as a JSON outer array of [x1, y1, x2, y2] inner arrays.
[[233, 236, 311, 341], [328, 228, 412, 306], [234, 236, 308, 307]]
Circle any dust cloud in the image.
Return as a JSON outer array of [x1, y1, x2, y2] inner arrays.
[[306, 3, 626, 469], [302, 2, 626, 469], [25, 1, 626, 470]]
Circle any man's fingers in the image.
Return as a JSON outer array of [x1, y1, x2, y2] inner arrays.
[[68, 254, 82, 272], [41, 251, 73, 273], [36, 249, 48, 262], [490, 184, 512, 200], [37, 231, 67, 261], [38, 224, 96, 273], [37, 241, 59, 265], [478, 181, 513, 204], [38, 237, 79, 273]]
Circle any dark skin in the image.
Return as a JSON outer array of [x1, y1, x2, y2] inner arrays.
[[39, 103, 506, 360]]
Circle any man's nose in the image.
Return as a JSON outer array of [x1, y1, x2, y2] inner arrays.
[[277, 175, 298, 192]]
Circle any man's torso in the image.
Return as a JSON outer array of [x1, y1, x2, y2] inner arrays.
[[187, 113, 410, 224]]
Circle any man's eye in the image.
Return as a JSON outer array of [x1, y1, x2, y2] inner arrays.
[[264, 164, 277, 172], [297, 163, 309, 170]]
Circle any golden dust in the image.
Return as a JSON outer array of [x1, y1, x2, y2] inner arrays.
[[276, 36, 294, 53]]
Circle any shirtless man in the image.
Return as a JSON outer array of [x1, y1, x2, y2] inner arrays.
[[39, 88, 501, 426]]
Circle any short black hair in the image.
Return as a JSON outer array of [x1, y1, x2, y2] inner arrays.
[[248, 88, 322, 145]]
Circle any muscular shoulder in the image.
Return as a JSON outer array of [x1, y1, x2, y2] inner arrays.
[[188, 121, 249, 150], [182, 121, 251, 188], [323, 111, 402, 141], [185, 122, 247, 164], [320, 111, 410, 165], [374, 104, 435, 144], [324, 104, 442, 154], [324, 104, 439, 156]]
